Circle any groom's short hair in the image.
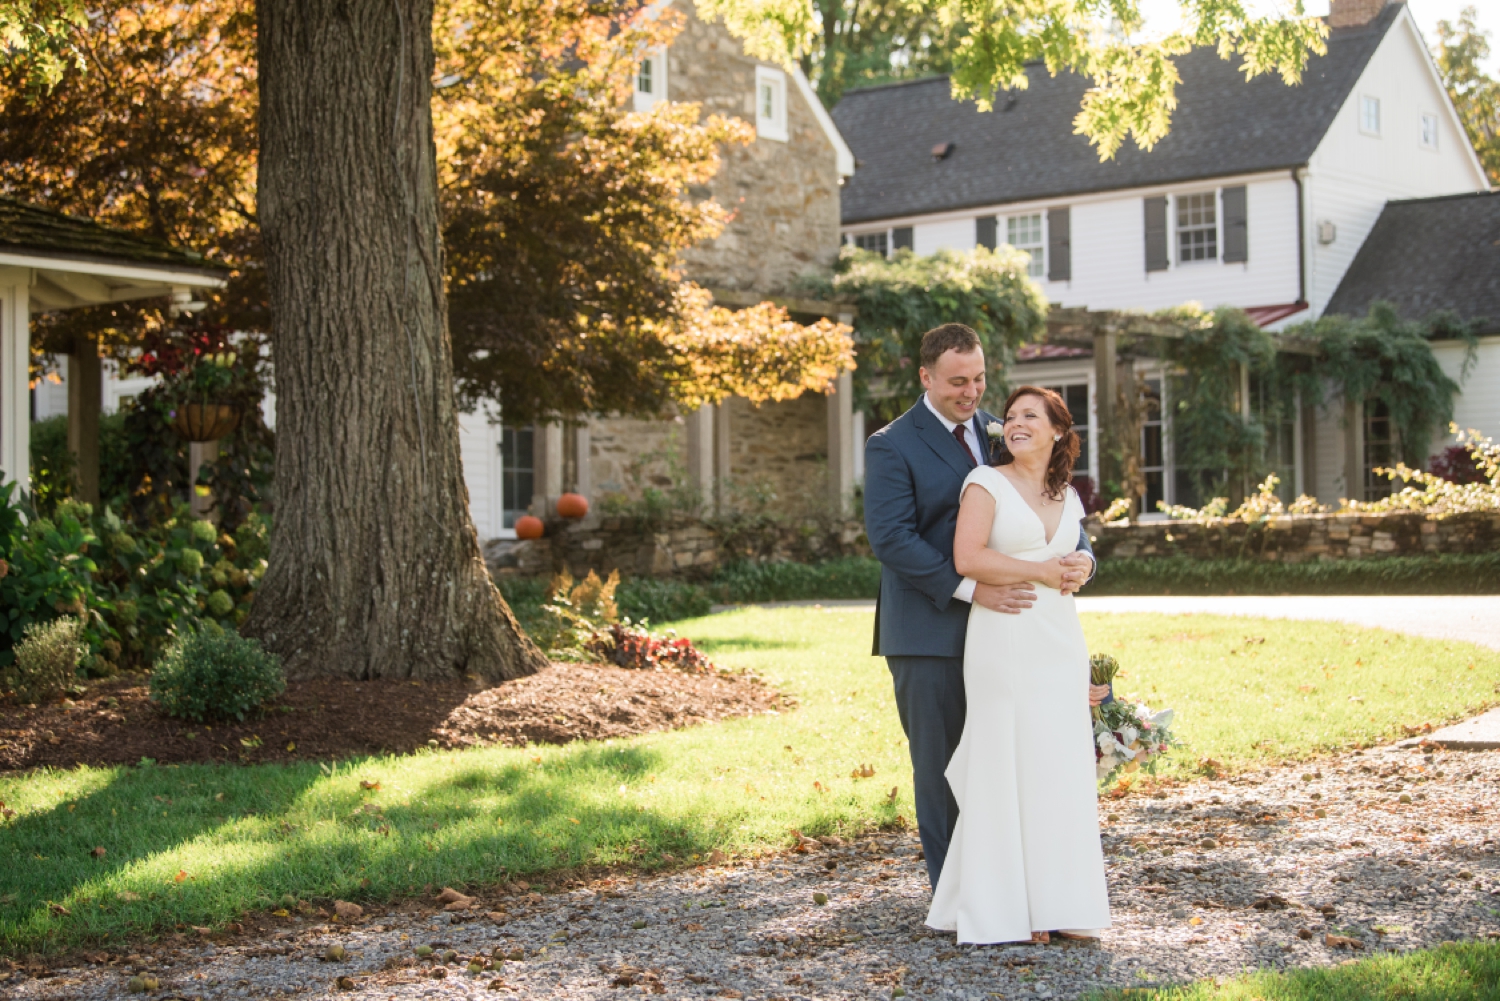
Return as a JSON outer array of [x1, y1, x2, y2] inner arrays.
[[919, 323, 981, 368]]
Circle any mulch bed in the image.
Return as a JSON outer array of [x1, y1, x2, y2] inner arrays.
[[0, 662, 791, 771]]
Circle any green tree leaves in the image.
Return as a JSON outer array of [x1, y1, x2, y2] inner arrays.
[[1435, 6, 1500, 186]]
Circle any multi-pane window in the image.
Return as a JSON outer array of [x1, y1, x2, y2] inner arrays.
[[633, 50, 665, 113], [500, 426, 535, 530], [852, 231, 889, 256], [754, 65, 788, 141], [637, 59, 653, 95], [1141, 378, 1165, 511], [1361, 95, 1381, 135], [1363, 399, 1395, 500], [1007, 213, 1045, 278], [1252, 375, 1298, 505], [1043, 383, 1090, 477], [1421, 112, 1439, 149], [1176, 193, 1217, 262]]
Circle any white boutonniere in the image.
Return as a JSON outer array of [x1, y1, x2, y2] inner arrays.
[[985, 421, 1004, 440]]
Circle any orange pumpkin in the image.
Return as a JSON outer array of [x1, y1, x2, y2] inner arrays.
[[556, 492, 590, 519], [514, 515, 545, 540]]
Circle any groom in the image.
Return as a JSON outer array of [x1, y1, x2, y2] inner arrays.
[[864, 323, 1098, 890]]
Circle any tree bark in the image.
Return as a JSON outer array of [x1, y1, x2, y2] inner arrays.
[[248, 0, 547, 682]]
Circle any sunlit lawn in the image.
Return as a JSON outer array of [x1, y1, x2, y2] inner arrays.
[[1, 607, 1497, 954], [1088, 940, 1500, 1001]]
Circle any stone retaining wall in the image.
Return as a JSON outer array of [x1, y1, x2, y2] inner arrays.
[[1088, 511, 1500, 562], [484, 514, 869, 581]]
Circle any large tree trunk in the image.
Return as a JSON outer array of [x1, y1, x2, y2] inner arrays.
[[248, 0, 548, 682]]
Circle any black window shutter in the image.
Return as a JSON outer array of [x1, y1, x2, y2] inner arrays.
[[976, 216, 997, 251], [892, 226, 914, 252], [1222, 185, 1248, 263], [1047, 207, 1071, 281], [1144, 196, 1169, 272]]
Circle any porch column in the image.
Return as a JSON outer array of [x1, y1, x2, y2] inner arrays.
[[0, 271, 29, 491], [1092, 329, 1119, 502], [67, 332, 103, 507], [713, 398, 732, 511], [685, 404, 715, 510], [1343, 396, 1362, 502], [826, 369, 854, 515], [531, 422, 564, 517]]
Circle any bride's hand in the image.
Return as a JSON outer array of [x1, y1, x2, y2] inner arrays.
[[1035, 557, 1066, 590]]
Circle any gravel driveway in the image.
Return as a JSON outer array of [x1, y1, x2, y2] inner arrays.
[[13, 741, 1500, 1000]]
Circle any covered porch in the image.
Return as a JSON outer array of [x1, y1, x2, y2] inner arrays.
[[0, 197, 226, 501]]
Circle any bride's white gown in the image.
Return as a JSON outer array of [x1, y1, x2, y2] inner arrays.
[[926, 465, 1112, 944]]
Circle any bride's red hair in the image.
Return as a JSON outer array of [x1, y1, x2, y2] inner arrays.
[[990, 385, 1080, 502]]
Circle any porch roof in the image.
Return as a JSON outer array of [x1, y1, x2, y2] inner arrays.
[[0, 196, 226, 312]]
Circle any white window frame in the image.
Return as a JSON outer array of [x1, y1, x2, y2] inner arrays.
[[754, 65, 788, 143], [1359, 94, 1381, 137], [633, 48, 667, 113], [1173, 190, 1219, 265], [1006, 212, 1045, 279], [1420, 111, 1439, 150]]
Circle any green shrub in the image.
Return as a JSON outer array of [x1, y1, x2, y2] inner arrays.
[[617, 577, 713, 623], [1089, 552, 1500, 596], [0, 486, 99, 671], [711, 556, 881, 603], [150, 625, 286, 722], [2, 616, 85, 702]]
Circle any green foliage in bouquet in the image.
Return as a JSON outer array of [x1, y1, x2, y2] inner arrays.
[[1090, 653, 1181, 786], [150, 623, 285, 722]]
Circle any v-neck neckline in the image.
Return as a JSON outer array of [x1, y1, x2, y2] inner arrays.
[[993, 467, 1066, 546]]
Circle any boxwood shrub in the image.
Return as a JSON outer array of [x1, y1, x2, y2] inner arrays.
[[150, 625, 285, 722]]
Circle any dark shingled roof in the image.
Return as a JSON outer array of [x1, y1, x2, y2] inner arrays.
[[0, 196, 224, 275], [1325, 191, 1500, 332], [832, 5, 1403, 224]]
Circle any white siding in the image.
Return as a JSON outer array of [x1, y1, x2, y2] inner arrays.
[[459, 411, 505, 541], [912, 217, 976, 256], [1432, 337, 1500, 456], [1304, 12, 1489, 317]]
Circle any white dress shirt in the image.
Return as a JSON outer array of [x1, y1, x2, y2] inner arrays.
[[923, 393, 981, 603]]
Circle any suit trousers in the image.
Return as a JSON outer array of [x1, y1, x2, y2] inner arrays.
[[887, 655, 966, 890]]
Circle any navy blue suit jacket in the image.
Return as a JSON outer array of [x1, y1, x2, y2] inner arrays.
[[864, 398, 1095, 658]]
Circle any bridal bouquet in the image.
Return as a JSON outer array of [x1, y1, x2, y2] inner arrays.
[[1089, 654, 1181, 784]]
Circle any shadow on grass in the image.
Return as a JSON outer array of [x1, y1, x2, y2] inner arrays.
[[2, 740, 853, 955], [693, 636, 803, 654]]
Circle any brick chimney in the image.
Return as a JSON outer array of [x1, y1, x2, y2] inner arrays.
[[1327, 0, 1392, 28]]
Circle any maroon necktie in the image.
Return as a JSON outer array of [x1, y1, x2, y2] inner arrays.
[[953, 423, 976, 466]]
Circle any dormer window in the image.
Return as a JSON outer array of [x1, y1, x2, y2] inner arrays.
[[1360, 94, 1381, 136], [755, 65, 788, 142], [633, 49, 666, 113]]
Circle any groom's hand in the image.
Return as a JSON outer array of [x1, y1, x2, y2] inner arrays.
[[974, 582, 1036, 614]]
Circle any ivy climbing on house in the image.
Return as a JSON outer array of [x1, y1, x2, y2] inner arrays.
[[803, 245, 1048, 423]]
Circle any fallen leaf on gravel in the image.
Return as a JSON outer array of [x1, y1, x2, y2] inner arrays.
[[707, 850, 727, 864], [335, 975, 355, 990], [436, 887, 471, 904], [48, 902, 70, 916], [90, 846, 106, 858], [1325, 934, 1364, 950], [173, 870, 188, 883], [333, 900, 362, 921], [812, 892, 829, 905], [1251, 895, 1290, 910], [685, 921, 705, 931], [487, 980, 506, 991], [193, 925, 212, 936], [1186, 936, 1208, 944]]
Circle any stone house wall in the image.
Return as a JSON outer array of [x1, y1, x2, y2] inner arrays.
[[1089, 511, 1500, 562], [669, 1, 843, 295], [721, 393, 829, 513]]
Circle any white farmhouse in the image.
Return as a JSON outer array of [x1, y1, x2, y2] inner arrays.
[[831, 0, 1493, 509]]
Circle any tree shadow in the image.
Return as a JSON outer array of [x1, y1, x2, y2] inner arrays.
[[693, 636, 802, 654]]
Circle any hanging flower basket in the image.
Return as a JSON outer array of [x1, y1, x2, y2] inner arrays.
[[174, 402, 242, 442]]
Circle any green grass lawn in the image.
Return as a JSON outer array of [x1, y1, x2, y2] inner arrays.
[[1, 607, 1498, 955], [1089, 940, 1500, 1000]]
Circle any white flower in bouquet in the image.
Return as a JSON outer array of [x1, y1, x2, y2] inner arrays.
[[1088, 654, 1182, 787]]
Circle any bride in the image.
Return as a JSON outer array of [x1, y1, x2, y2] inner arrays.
[[926, 385, 1112, 945]]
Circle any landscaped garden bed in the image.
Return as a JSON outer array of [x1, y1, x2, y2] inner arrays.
[[0, 662, 787, 771]]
